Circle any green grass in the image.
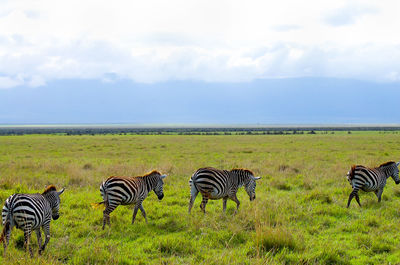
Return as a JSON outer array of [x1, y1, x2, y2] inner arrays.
[[1, 134, 400, 264]]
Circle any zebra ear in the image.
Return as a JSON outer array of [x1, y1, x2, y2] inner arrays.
[[161, 174, 167, 179], [253, 176, 261, 180], [397, 162, 400, 167], [58, 188, 65, 195]]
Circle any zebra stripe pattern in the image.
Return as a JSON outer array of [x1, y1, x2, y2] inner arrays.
[[347, 161, 400, 207], [98, 170, 167, 229], [188, 167, 261, 214], [0, 185, 65, 257]]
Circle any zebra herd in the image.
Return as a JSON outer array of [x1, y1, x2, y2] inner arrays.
[[1, 161, 400, 257]]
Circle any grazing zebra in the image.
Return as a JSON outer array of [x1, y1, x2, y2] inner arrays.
[[188, 167, 261, 214], [94, 170, 167, 229], [346, 161, 400, 208], [0, 185, 65, 257]]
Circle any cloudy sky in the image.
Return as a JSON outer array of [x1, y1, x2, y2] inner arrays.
[[0, 0, 399, 124]]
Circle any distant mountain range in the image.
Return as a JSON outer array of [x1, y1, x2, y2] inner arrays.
[[1, 77, 399, 124]]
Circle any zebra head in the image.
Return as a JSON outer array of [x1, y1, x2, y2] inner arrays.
[[42, 186, 65, 220], [154, 174, 167, 200], [245, 176, 261, 201]]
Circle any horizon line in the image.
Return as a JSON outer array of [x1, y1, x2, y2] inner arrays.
[[1, 123, 400, 129]]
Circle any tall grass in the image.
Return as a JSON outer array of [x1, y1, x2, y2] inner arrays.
[[0, 134, 400, 264]]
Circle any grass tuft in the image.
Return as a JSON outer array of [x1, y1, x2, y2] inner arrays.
[[306, 190, 333, 204], [82, 163, 93, 170], [271, 180, 292, 191], [254, 225, 297, 256]]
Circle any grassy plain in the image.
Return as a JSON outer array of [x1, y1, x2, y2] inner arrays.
[[1, 133, 400, 264]]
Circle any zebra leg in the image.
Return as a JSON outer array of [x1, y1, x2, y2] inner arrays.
[[230, 194, 240, 214], [347, 189, 360, 208], [355, 194, 361, 207], [40, 223, 51, 255], [102, 203, 118, 230], [347, 193, 354, 208], [200, 196, 209, 214], [188, 185, 199, 214], [222, 197, 228, 213], [132, 204, 140, 224], [35, 228, 42, 253], [375, 188, 384, 202], [2, 223, 12, 256], [139, 204, 148, 224], [24, 228, 33, 258]]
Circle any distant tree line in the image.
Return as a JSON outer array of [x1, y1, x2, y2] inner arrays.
[[0, 126, 400, 136]]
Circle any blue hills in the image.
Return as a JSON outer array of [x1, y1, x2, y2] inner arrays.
[[1, 77, 399, 124]]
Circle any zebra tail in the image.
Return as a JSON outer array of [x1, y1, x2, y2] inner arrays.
[[348, 165, 356, 180], [92, 182, 109, 209], [91, 201, 105, 209], [189, 177, 200, 193], [0, 212, 11, 243]]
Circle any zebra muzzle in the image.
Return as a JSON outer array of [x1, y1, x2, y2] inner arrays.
[[158, 194, 164, 200], [53, 215, 60, 220]]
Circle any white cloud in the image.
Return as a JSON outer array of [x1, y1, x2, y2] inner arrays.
[[324, 3, 378, 26], [0, 76, 23, 89], [28, 75, 46, 87], [0, 0, 399, 87], [271, 25, 302, 32], [0, 74, 45, 89]]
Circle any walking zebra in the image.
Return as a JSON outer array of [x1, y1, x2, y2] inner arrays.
[[94, 170, 167, 229], [188, 167, 261, 214], [346, 161, 400, 208], [0, 185, 65, 257]]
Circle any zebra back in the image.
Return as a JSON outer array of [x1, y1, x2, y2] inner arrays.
[[191, 167, 260, 200], [349, 162, 399, 180], [1, 185, 64, 230], [101, 170, 166, 204], [347, 161, 400, 189]]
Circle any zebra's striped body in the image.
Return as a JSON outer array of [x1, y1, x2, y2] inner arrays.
[[98, 170, 167, 229], [347, 161, 400, 207], [0, 186, 65, 257], [188, 167, 260, 214]]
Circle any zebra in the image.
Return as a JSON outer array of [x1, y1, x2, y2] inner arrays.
[[94, 170, 167, 229], [346, 161, 400, 208], [188, 167, 261, 214], [0, 185, 65, 257]]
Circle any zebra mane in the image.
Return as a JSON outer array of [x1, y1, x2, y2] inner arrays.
[[230, 168, 254, 176], [378, 161, 396, 168], [105, 170, 161, 181], [42, 185, 57, 195], [141, 170, 161, 178]]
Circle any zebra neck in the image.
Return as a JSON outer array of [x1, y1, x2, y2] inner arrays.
[[380, 165, 394, 178], [43, 192, 55, 206], [144, 175, 156, 192], [233, 171, 249, 186]]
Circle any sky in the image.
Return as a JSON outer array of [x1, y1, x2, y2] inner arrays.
[[0, 0, 400, 124]]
